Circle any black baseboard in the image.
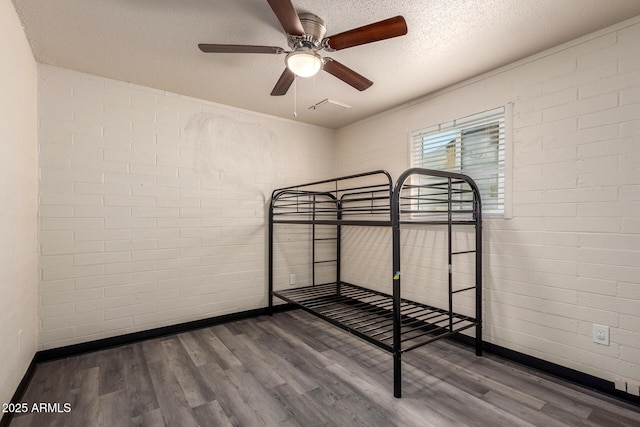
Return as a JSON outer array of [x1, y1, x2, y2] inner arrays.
[[451, 333, 640, 407], [35, 304, 294, 363]]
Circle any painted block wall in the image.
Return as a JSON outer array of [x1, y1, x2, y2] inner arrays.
[[0, 0, 38, 408], [37, 65, 336, 350], [336, 17, 640, 388]]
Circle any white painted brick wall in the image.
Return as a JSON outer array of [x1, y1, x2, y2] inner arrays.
[[1, 0, 39, 408], [337, 17, 640, 386], [37, 65, 336, 349]]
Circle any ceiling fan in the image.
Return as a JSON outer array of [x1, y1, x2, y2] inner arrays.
[[198, 0, 407, 96]]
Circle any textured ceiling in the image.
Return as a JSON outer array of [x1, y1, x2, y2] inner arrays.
[[11, 0, 640, 129]]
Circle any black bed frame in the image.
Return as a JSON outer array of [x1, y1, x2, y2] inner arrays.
[[268, 168, 483, 398]]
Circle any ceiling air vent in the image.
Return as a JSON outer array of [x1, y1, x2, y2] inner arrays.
[[309, 98, 352, 113]]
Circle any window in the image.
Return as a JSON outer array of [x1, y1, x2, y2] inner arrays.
[[410, 106, 510, 217]]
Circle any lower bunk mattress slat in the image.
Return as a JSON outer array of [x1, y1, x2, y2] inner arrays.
[[273, 282, 479, 354]]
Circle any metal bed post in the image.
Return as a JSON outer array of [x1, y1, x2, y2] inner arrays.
[[312, 195, 316, 287], [268, 193, 275, 316], [474, 190, 483, 356], [391, 176, 402, 398], [336, 200, 342, 295], [447, 178, 454, 333]]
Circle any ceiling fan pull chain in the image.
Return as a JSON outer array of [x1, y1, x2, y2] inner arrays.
[[293, 76, 298, 118]]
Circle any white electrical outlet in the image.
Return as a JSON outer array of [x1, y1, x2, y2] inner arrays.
[[592, 324, 609, 346], [17, 330, 22, 354], [289, 274, 296, 285]]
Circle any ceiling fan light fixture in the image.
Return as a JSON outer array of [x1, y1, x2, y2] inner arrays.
[[285, 50, 322, 77]]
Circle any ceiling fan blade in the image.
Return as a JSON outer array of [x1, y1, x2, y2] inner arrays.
[[266, 0, 305, 36], [323, 59, 373, 91], [271, 68, 295, 96], [198, 44, 285, 54], [324, 16, 407, 51]]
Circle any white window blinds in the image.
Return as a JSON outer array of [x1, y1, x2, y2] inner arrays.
[[410, 107, 506, 216]]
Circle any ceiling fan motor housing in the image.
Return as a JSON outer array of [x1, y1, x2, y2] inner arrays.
[[288, 13, 326, 48]]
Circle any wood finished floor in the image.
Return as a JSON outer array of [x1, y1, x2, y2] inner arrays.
[[10, 310, 640, 427]]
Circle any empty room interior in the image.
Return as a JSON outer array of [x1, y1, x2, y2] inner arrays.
[[2, 0, 640, 425]]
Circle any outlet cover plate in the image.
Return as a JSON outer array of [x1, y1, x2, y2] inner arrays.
[[593, 324, 610, 346]]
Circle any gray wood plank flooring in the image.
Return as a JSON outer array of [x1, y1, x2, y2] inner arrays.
[[9, 310, 640, 426]]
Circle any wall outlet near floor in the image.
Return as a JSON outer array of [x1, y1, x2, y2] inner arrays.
[[592, 324, 609, 346], [289, 274, 296, 285]]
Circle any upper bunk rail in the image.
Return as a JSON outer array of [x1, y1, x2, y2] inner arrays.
[[271, 168, 482, 225], [273, 184, 390, 202], [271, 170, 393, 222], [272, 190, 390, 208], [272, 170, 393, 193], [340, 193, 390, 204], [402, 181, 470, 190]]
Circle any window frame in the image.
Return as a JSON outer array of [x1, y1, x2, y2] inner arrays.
[[409, 105, 512, 219]]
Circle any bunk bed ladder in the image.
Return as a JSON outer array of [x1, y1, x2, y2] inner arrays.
[[446, 178, 476, 332], [447, 178, 476, 322], [446, 177, 483, 358], [311, 196, 340, 290]]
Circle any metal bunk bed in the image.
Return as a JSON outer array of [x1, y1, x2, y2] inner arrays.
[[268, 168, 483, 398]]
